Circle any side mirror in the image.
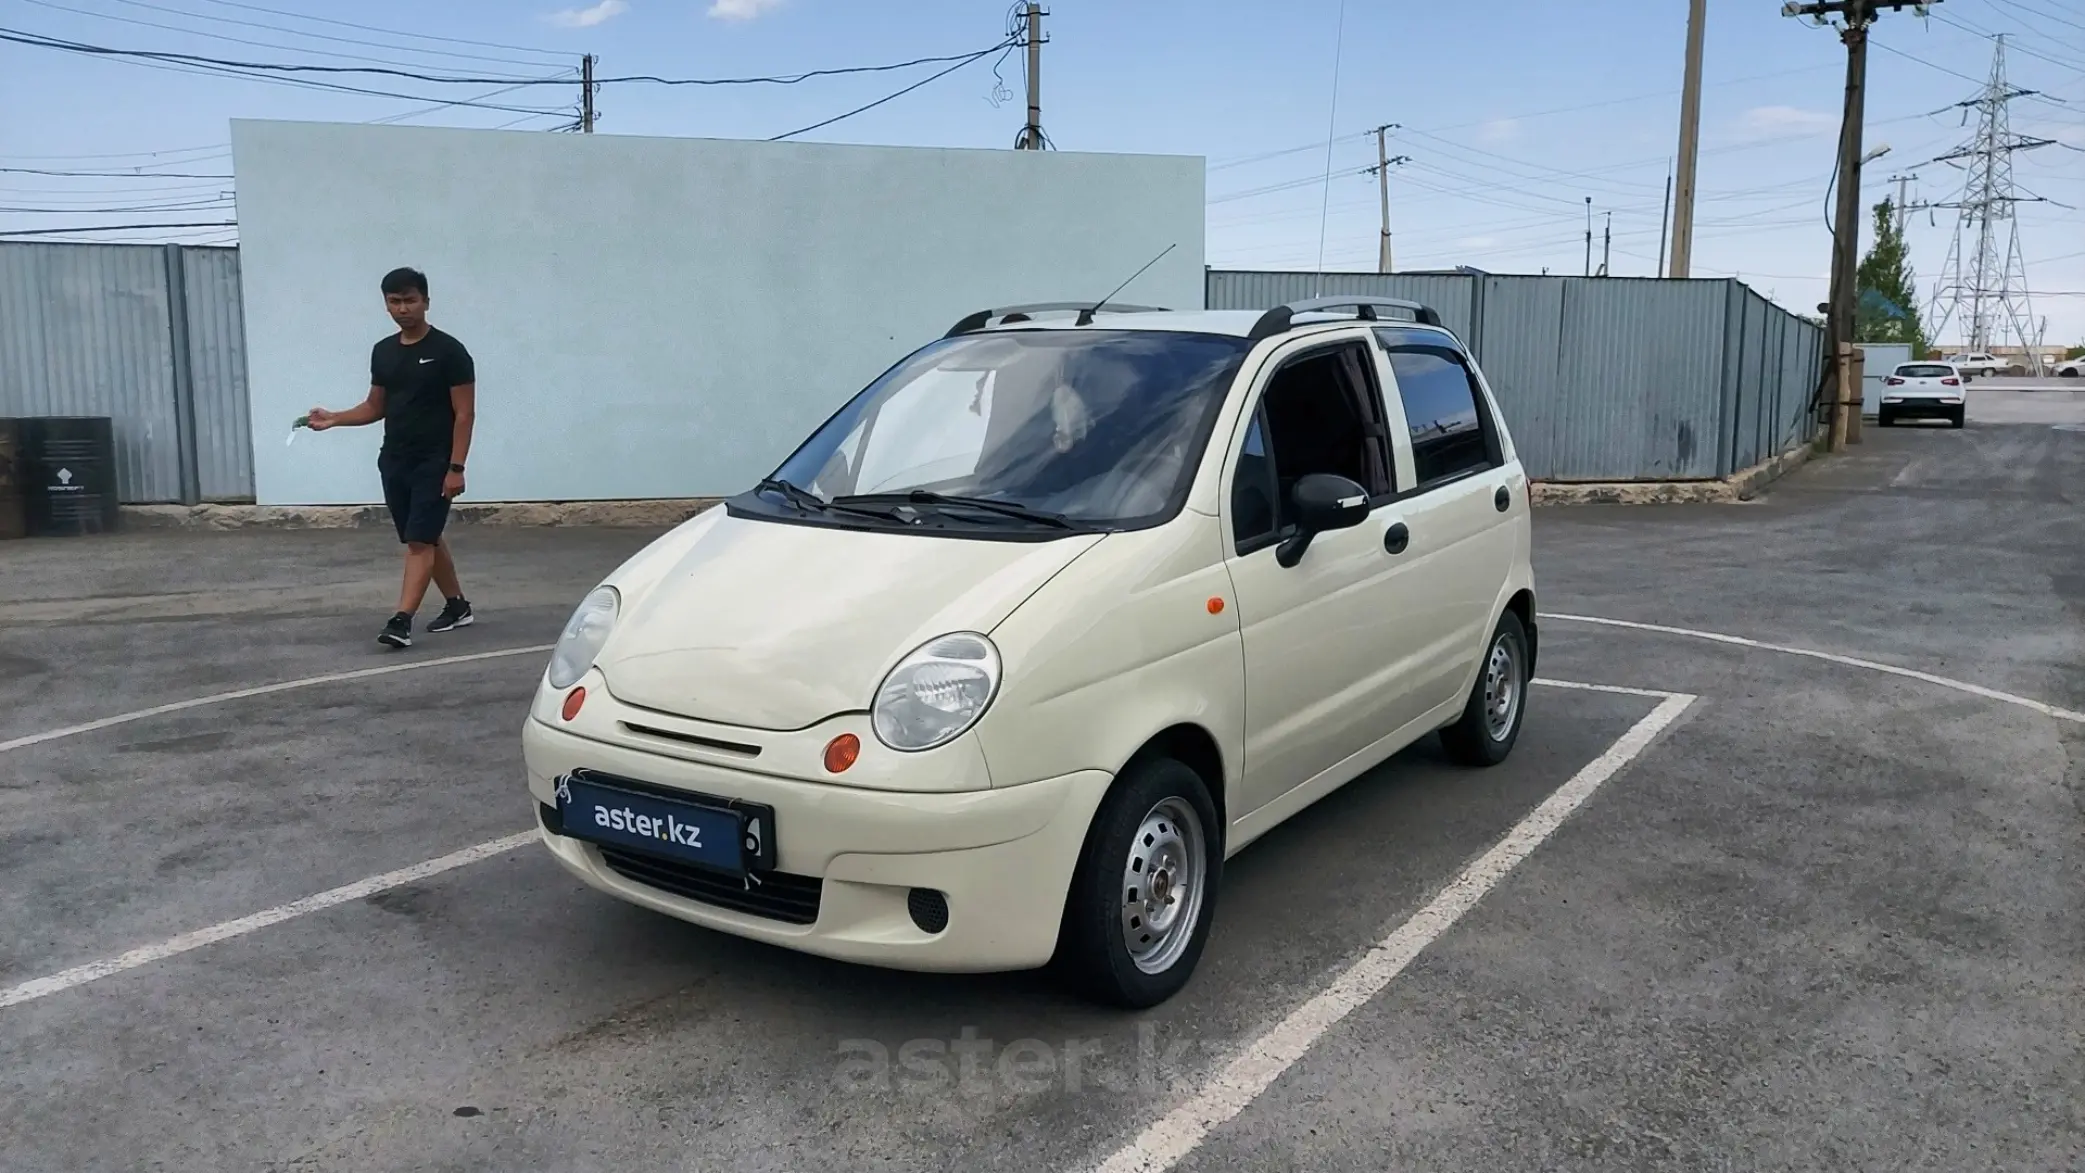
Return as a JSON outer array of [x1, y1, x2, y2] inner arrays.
[[1276, 473, 1371, 568]]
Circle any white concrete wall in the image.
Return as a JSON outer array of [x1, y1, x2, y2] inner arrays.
[[231, 119, 1206, 506]]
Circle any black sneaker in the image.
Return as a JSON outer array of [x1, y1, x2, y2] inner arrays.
[[428, 596, 474, 633], [378, 611, 413, 648]]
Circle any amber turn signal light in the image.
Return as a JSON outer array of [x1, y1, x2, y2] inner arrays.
[[561, 687, 586, 722], [824, 733, 861, 774]]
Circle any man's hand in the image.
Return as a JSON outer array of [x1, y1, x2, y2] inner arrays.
[[306, 407, 338, 431], [442, 470, 465, 499]]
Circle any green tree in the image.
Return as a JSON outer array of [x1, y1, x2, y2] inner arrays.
[[1855, 197, 1928, 355]]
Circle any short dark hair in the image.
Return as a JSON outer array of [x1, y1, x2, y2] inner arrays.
[[381, 267, 427, 298]]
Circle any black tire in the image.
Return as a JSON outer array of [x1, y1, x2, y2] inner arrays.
[[2059, 368, 2078, 379], [1878, 411, 1895, 428], [1950, 409, 1966, 429], [1053, 757, 1222, 1009], [1440, 609, 1531, 767]]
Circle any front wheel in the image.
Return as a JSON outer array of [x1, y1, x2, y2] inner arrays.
[[1054, 758, 1221, 1008], [1441, 610, 1530, 767]]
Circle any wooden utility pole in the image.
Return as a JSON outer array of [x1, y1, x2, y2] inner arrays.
[[581, 54, 596, 133], [1016, 4, 1046, 149], [1786, 0, 1936, 451], [1367, 125, 1408, 274], [1669, 0, 1707, 277]]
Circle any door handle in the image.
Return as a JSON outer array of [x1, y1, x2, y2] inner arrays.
[[1383, 522, 1410, 555], [1494, 484, 1511, 513]]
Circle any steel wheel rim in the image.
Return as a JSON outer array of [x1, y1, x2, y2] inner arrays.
[[1483, 635, 1520, 741], [1119, 796, 1206, 975]]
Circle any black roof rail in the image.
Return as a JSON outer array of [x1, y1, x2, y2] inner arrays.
[[1247, 295, 1442, 341], [944, 302, 1171, 337]]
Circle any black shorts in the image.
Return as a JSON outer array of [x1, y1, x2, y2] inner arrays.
[[377, 451, 452, 545]]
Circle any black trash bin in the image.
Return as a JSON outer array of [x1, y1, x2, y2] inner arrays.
[[0, 419, 24, 541], [16, 416, 120, 537]]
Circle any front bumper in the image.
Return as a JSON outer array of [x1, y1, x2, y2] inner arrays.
[[523, 716, 1114, 973]]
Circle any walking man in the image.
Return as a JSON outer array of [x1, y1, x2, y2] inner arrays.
[[306, 266, 477, 648]]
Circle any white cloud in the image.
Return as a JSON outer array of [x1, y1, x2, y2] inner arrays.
[[708, 0, 784, 18], [547, 0, 627, 28], [1477, 119, 1521, 144], [1738, 105, 1838, 139]]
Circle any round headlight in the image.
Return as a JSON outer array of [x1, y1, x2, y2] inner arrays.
[[872, 633, 1002, 752], [547, 586, 619, 690]]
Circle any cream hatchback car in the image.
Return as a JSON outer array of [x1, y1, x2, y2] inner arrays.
[[523, 296, 1538, 1007]]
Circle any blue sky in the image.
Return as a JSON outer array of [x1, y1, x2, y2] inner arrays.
[[3, 0, 2081, 342]]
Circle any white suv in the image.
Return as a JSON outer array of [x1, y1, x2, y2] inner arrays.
[[523, 296, 1538, 1007]]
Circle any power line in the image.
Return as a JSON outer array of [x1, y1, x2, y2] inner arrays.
[[767, 38, 1018, 141], [16, 0, 539, 73], [1983, 0, 2085, 37], [0, 27, 574, 112], [182, 0, 570, 60], [0, 166, 230, 179], [98, 0, 576, 69], [1932, 8, 2085, 73], [0, 199, 232, 213], [0, 25, 1024, 89], [0, 221, 237, 237]]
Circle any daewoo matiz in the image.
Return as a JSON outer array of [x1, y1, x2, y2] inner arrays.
[[523, 295, 1539, 1007]]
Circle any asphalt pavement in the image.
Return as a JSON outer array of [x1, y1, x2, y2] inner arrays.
[[0, 388, 2078, 1172]]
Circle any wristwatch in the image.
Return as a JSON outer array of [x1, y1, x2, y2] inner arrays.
[[449, 462, 465, 473]]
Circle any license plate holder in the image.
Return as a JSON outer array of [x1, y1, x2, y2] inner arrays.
[[555, 769, 776, 878]]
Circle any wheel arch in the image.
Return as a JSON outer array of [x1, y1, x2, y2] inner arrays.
[[1119, 722, 1228, 846]]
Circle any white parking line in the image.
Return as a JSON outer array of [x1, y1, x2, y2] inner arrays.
[[1089, 688, 1696, 1173], [0, 645, 555, 755], [0, 677, 1679, 1016], [1541, 612, 2085, 725], [0, 832, 539, 1010]]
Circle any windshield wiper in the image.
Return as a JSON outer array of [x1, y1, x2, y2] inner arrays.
[[834, 490, 1080, 530], [754, 478, 916, 523], [755, 477, 827, 512]]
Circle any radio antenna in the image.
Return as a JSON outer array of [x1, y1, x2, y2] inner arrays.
[[1078, 241, 1177, 324]]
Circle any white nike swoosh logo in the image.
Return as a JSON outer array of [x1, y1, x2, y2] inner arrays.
[[418, 358, 435, 364]]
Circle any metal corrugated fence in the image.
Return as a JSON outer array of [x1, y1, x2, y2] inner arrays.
[[1207, 269, 1824, 480], [2, 245, 1821, 500], [0, 241, 252, 503]]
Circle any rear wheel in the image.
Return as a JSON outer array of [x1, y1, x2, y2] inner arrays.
[[1951, 408, 1966, 429], [1054, 757, 1221, 1008], [1441, 610, 1530, 767], [1878, 411, 1895, 427]]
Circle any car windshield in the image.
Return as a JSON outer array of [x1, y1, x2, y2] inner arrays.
[[764, 329, 1253, 529], [1898, 364, 1954, 378]]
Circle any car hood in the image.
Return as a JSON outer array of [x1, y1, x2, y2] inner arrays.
[[595, 509, 1104, 730]]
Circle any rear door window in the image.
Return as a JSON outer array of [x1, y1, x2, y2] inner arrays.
[[1375, 341, 1503, 490], [1896, 364, 1954, 379]]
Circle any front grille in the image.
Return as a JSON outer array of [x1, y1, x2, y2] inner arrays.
[[619, 722, 762, 758], [598, 846, 822, 925]]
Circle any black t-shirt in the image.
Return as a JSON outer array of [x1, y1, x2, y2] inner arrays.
[[371, 327, 475, 458]]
